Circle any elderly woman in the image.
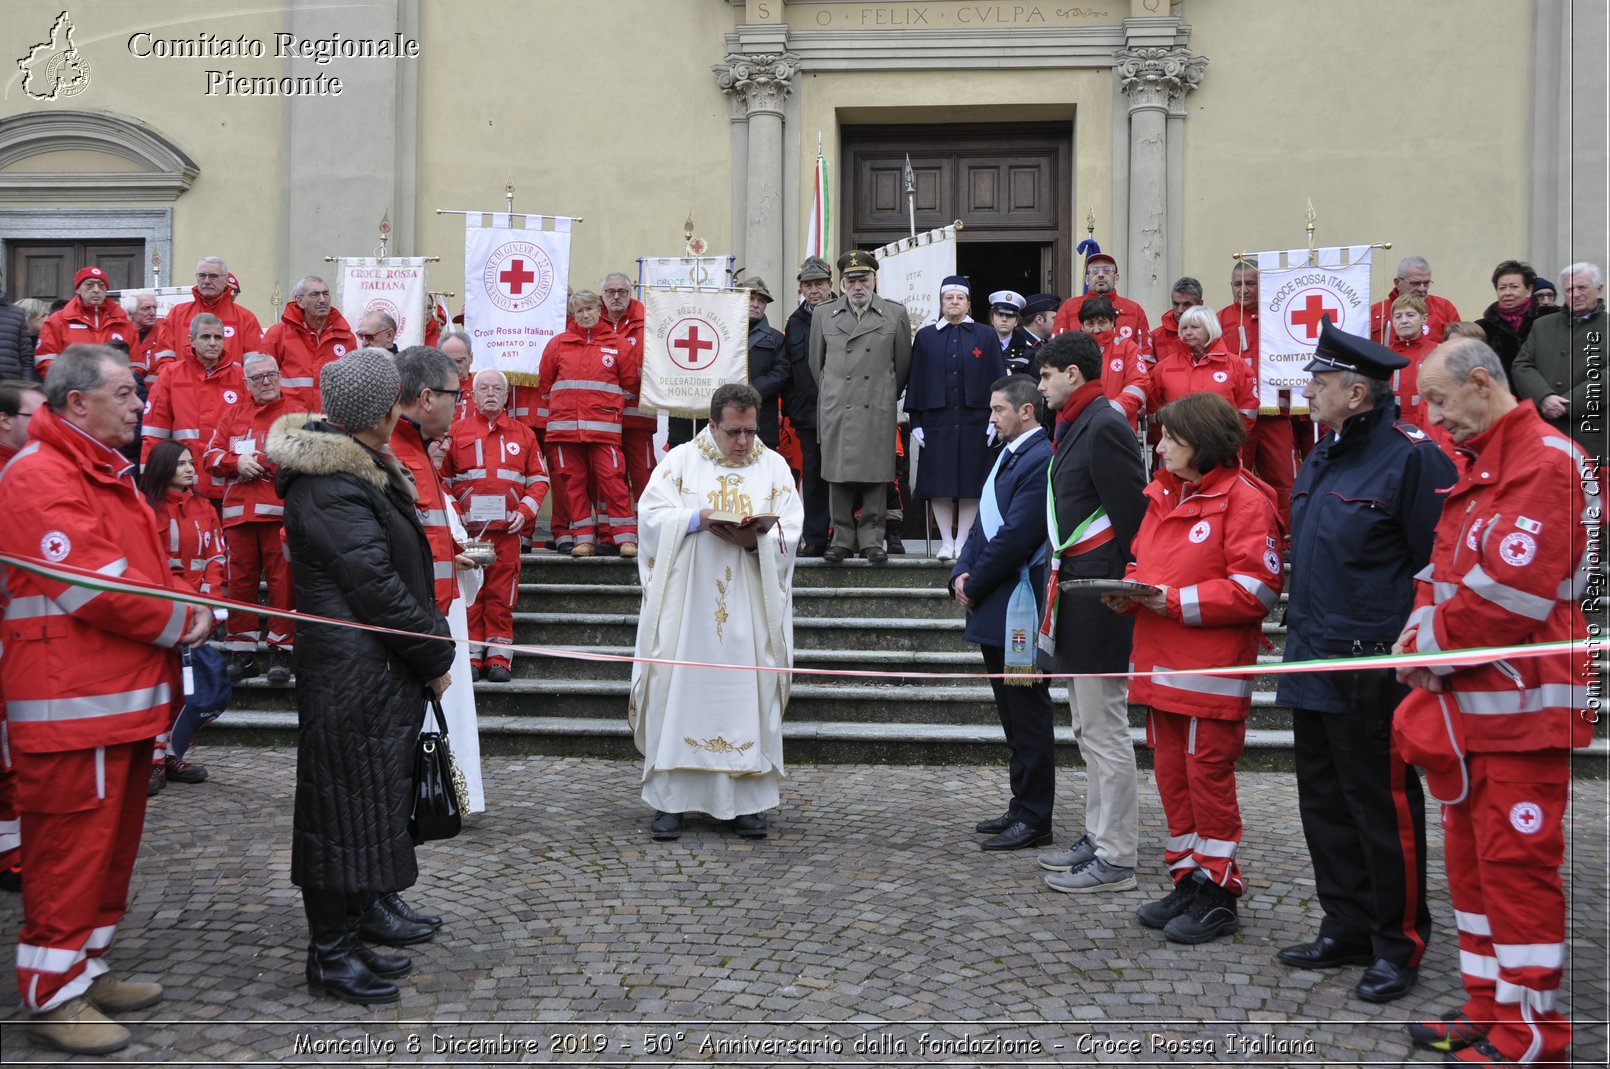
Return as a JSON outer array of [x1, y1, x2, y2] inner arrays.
[[266, 348, 454, 1006], [906, 275, 1007, 560], [1143, 305, 1258, 433], [1102, 392, 1281, 946]]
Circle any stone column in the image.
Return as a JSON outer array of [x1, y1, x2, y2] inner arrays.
[[1114, 47, 1206, 317], [712, 52, 799, 293]]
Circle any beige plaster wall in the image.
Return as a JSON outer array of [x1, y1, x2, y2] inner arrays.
[[1181, 0, 1534, 316]]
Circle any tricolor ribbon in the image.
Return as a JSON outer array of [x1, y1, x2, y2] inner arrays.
[[1037, 503, 1111, 658]]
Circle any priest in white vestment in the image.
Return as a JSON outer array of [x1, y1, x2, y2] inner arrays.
[[628, 383, 804, 840]]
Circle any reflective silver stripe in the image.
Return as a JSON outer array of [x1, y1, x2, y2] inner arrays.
[[1231, 573, 1278, 610], [33, 352, 55, 368], [1413, 563, 1434, 582], [450, 468, 487, 481], [168, 519, 181, 553], [604, 514, 635, 526], [252, 504, 284, 517], [8, 683, 174, 723], [418, 509, 450, 526], [154, 348, 176, 361], [526, 474, 550, 486], [1151, 666, 1254, 699], [222, 506, 246, 519], [1465, 564, 1555, 622], [1122, 384, 1147, 400], [536, 407, 550, 418], [50, 559, 126, 614], [433, 561, 455, 580], [1494, 979, 1557, 1012], [623, 406, 650, 417], [519, 496, 543, 513], [1460, 950, 1499, 981], [1454, 910, 1492, 937], [473, 438, 485, 466], [1196, 837, 1238, 858], [1454, 683, 1587, 715], [4, 595, 59, 619], [551, 379, 627, 396], [157, 602, 187, 647], [495, 468, 525, 482], [1237, 409, 1258, 419], [167, 556, 184, 570], [1178, 585, 1202, 626], [143, 426, 173, 439], [280, 376, 315, 388], [1433, 581, 1459, 603], [575, 420, 621, 433], [172, 429, 201, 441], [1540, 435, 1585, 464], [1494, 942, 1565, 970]]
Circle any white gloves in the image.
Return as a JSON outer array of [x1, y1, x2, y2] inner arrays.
[[910, 427, 925, 448]]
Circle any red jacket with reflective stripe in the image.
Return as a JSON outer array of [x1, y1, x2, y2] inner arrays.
[[1121, 463, 1283, 720], [1401, 402, 1592, 752], [1093, 333, 1150, 430], [1053, 292, 1152, 356], [0, 406, 191, 753], [536, 323, 637, 444], [440, 410, 549, 532], [154, 488, 226, 595], [260, 304, 356, 407], [1370, 290, 1461, 347], [203, 395, 301, 527], [33, 297, 135, 378], [1149, 309, 1192, 368], [390, 418, 459, 613], [142, 354, 246, 500], [601, 300, 655, 431], [143, 287, 264, 378], [1143, 343, 1258, 430]]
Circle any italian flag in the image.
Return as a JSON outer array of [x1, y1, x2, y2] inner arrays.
[[805, 138, 829, 261]]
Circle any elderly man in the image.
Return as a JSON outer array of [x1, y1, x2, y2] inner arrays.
[[1513, 261, 1604, 456], [808, 250, 912, 564], [33, 267, 134, 379], [1277, 321, 1457, 1004], [782, 256, 836, 555], [630, 382, 803, 841], [441, 369, 548, 682], [142, 313, 246, 506], [1391, 338, 1592, 1065], [0, 379, 45, 890], [1217, 261, 1298, 519], [1151, 278, 1205, 367], [0, 344, 212, 1054], [439, 330, 475, 422], [1052, 253, 1152, 356], [120, 291, 160, 385], [143, 257, 262, 379], [1369, 255, 1461, 347], [261, 276, 356, 408], [599, 273, 656, 501], [355, 311, 399, 354], [203, 352, 301, 684]]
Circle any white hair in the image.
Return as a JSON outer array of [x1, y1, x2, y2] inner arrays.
[[1396, 255, 1430, 277], [1560, 262, 1604, 289], [292, 275, 327, 298], [1177, 305, 1223, 344], [197, 256, 228, 273], [121, 289, 155, 315], [242, 351, 278, 370]]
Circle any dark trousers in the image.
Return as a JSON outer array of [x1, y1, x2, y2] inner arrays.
[[827, 481, 886, 551], [980, 644, 1055, 827], [1294, 678, 1430, 968], [793, 426, 830, 546]]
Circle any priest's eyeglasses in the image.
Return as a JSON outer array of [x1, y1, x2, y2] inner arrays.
[[717, 425, 758, 440]]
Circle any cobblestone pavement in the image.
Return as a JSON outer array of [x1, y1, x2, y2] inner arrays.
[[0, 748, 1604, 1066]]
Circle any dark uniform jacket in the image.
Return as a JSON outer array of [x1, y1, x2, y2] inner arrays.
[[782, 299, 826, 430], [950, 426, 1054, 646], [1277, 401, 1457, 713]]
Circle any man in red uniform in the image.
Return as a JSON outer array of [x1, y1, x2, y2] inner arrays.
[[0, 344, 212, 1053], [599, 273, 654, 503], [441, 370, 549, 682], [1393, 337, 1592, 1066], [0, 380, 46, 892], [204, 352, 300, 684], [121, 291, 160, 387], [1150, 277, 1204, 368], [389, 346, 464, 616], [260, 276, 356, 409], [537, 290, 639, 558], [1075, 296, 1150, 431], [142, 257, 263, 378], [1219, 261, 1297, 521], [142, 314, 246, 506], [33, 267, 134, 379], [440, 330, 475, 423], [1052, 253, 1152, 357], [1370, 254, 1461, 348]]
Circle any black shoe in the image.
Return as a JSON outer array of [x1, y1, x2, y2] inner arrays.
[[1137, 875, 1201, 930], [1163, 879, 1239, 944], [306, 937, 400, 1005], [352, 942, 412, 979], [226, 651, 256, 682], [164, 755, 208, 784], [380, 892, 443, 930], [650, 811, 683, 841], [822, 546, 850, 564], [596, 543, 622, 557], [1407, 1010, 1488, 1053], [1277, 935, 1373, 969], [266, 650, 292, 685], [0, 865, 20, 893], [554, 541, 575, 555], [471, 664, 484, 682], [1444, 1039, 1521, 1066], [799, 542, 827, 558], [732, 813, 767, 839], [147, 766, 166, 797], [862, 545, 888, 564], [885, 535, 905, 554], [981, 821, 1051, 851], [1354, 958, 1416, 1003], [974, 812, 1015, 835], [484, 664, 512, 683], [357, 901, 434, 947]]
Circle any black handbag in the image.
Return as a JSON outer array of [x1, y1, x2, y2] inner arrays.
[[409, 697, 467, 844]]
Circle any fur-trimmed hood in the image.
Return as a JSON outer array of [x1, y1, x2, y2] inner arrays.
[[265, 412, 416, 502]]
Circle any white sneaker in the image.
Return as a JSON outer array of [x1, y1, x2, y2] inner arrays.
[[1038, 834, 1097, 872], [1044, 855, 1137, 894]]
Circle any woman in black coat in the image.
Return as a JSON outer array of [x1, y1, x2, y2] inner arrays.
[[266, 348, 455, 1006]]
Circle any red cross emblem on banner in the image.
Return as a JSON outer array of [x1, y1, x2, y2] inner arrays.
[[500, 260, 536, 295], [1288, 291, 1341, 340], [668, 317, 721, 371], [482, 241, 554, 313]]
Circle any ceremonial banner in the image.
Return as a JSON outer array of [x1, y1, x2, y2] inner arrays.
[[1254, 245, 1374, 415], [335, 257, 430, 348], [640, 287, 748, 417], [464, 214, 571, 383], [639, 256, 733, 291], [875, 225, 957, 338], [805, 142, 830, 261]]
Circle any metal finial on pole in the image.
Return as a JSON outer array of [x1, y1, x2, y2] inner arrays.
[[150, 249, 162, 287], [271, 283, 283, 316], [1086, 207, 1096, 239], [903, 154, 917, 239], [1305, 197, 1317, 265], [505, 179, 515, 217], [377, 212, 391, 258]]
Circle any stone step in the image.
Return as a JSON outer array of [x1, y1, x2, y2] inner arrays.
[[519, 553, 1002, 590], [518, 582, 962, 619]]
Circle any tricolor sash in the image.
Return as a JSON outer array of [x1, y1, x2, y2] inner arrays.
[[1037, 472, 1111, 658]]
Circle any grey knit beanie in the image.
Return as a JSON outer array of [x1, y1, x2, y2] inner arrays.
[[320, 347, 400, 431]]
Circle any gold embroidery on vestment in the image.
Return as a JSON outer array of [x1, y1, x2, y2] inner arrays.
[[683, 735, 755, 755], [713, 565, 733, 640], [706, 474, 754, 517]]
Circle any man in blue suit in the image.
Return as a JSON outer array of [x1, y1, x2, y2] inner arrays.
[[950, 375, 1056, 851]]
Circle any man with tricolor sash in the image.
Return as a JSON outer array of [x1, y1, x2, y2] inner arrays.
[[1031, 333, 1147, 890]]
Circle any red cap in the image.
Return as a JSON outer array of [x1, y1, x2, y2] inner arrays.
[[452, 304, 465, 325], [74, 266, 108, 289], [227, 273, 241, 294], [1391, 687, 1469, 804], [1085, 252, 1117, 269]]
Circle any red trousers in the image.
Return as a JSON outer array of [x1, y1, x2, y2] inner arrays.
[[538, 432, 573, 544], [468, 531, 521, 670], [1444, 751, 1572, 1064], [1244, 414, 1296, 521], [224, 522, 295, 651], [621, 427, 657, 503], [15, 740, 150, 1011], [1148, 709, 1247, 895], [0, 721, 17, 874], [553, 441, 636, 546]]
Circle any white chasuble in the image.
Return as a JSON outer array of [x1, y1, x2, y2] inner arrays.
[[628, 429, 804, 819]]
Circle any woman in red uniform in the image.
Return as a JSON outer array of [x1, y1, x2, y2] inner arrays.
[[1143, 306, 1258, 434], [1102, 392, 1281, 945], [139, 440, 226, 794]]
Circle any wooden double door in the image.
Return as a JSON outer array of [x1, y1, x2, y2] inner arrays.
[[7, 240, 145, 302]]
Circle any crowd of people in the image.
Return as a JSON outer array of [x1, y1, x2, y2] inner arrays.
[[0, 244, 1599, 1062]]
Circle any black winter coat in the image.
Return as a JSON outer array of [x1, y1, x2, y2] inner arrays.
[[267, 415, 455, 893], [0, 291, 31, 382], [781, 300, 822, 429]]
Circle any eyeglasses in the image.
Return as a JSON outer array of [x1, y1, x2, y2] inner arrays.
[[196, 272, 223, 281], [602, 288, 631, 297], [355, 331, 382, 341], [717, 426, 758, 439], [246, 372, 281, 384], [433, 386, 463, 400]]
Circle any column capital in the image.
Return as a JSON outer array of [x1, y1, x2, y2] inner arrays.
[[1113, 46, 1207, 114], [711, 52, 800, 119]]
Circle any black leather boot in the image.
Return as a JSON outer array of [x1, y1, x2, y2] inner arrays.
[[357, 896, 434, 947], [303, 889, 400, 1005], [380, 892, 443, 930]]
